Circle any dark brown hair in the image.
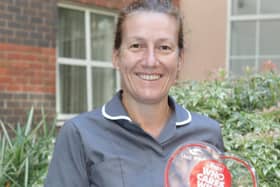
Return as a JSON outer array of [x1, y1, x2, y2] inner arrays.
[[114, 0, 184, 52]]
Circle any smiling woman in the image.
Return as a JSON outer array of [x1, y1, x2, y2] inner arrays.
[[44, 1, 225, 187], [113, 12, 181, 134]]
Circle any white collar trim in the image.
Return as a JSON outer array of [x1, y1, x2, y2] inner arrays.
[[175, 107, 192, 126], [102, 104, 132, 122], [102, 103, 191, 126]]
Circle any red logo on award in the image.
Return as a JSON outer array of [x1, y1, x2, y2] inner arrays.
[[189, 160, 231, 187]]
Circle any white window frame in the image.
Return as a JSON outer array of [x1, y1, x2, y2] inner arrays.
[[56, 4, 120, 125], [226, 0, 280, 76]]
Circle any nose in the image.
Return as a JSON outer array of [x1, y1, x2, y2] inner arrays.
[[143, 47, 158, 67]]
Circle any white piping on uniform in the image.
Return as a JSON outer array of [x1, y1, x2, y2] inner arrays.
[[102, 104, 132, 122], [176, 108, 192, 126], [102, 104, 191, 126]]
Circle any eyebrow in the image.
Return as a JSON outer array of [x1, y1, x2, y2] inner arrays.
[[125, 36, 175, 43]]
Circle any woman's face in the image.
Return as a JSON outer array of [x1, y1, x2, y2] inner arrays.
[[113, 12, 182, 104]]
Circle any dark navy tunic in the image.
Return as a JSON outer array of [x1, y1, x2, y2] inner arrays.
[[44, 91, 224, 187]]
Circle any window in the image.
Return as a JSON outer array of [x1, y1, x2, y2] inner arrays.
[[229, 0, 280, 76], [57, 5, 118, 118]]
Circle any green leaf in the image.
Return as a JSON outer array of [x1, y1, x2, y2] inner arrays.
[[25, 106, 34, 136]]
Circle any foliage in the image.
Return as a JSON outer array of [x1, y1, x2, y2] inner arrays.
[[170, 72, 280, 186], [0, 107, 56, 187]]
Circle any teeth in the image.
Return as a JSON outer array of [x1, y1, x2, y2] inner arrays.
[[138, 74, 160, 80]]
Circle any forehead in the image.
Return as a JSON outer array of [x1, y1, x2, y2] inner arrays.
[[122, 11, 178, 41]]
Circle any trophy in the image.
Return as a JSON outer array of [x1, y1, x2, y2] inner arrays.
[[164, 142, 258, 187]]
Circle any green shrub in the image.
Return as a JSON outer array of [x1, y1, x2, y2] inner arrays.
[[0, 107, 55, 187], [170, 72, 280, 186]]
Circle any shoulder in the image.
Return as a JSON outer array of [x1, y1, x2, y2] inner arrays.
[[190, 112, 220, 127], [190, 112, 221, 135], [188, 112, 224, 152], [181, 112, 222, 138], [60, 107, 104, 135]]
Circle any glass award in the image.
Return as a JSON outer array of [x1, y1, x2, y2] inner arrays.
[[164, 142, 258, 187]]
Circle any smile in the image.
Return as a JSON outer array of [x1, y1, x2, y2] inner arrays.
[[137, 73, 161, 81]]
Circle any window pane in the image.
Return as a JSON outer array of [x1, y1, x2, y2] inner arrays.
[[260, 0, 280, 14], [59, 65, 87, 113], [58, 8, 86, 59], [92, 67, 116, 108], [259, 20, 280, 55], [231, 21, 256, 56], [91, 13, 115, 61], [232, 0, 257, 15], [230, 59, 256, 76]]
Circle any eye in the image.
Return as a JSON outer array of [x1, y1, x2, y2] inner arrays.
[[128, 42, 146, 52], [130, 43, 141, 49], [158, 44, 173, 54], [159, 45, 171, 51]]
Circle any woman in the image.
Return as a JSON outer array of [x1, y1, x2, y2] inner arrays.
[[45, 0, 224, 186]]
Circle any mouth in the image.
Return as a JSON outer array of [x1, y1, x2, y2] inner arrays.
[[136, 73, 162, 81]]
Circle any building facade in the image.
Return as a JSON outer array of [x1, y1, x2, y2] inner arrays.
[[181, 0, 280, 80], [0, 0, 279, 124], [0, 0, 178, 124]]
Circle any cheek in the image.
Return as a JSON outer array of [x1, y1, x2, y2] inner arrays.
[[167, 59, 180, 76]]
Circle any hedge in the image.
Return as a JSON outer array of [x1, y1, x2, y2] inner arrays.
[[170, 72, 280, 186]]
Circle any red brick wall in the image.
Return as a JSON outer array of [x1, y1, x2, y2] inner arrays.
[[65, 0, 134, 9], [0, 44, 56, 94], [64, 0, 179, 9], [0, 0, 57, 125], [0, 0, 57, 48]]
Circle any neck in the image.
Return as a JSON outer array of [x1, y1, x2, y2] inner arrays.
[[122, 94, 172, 138]]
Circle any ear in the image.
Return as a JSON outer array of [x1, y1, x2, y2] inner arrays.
[[112, 50, 120, 70], [177, 49, 184, 69], [175, 50, 184, 81]]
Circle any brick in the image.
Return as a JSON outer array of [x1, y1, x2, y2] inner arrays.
[[8, 101, 21, 107], [7, 53, 22, 60], [7, 6, 20, 14], [15, 15, 29, 23], [8, 52, 38, 61], [23, 39, 37, 46], [0, 28, 13, 35], [8, 37, 21, 44], [0, 92, 12, 99], [38, 40, 49, 47], [13, 93, 28, 100], [0, 13, 13, 20], [15, 77, 29, 85], [12, 0, 28, 7], [30, 63, 43, 69], [0, 109, 11, 115], [0, 3, 6, 12], [0, 37, 6, 43], [6, 116, 21, 124], [31, 17, 43, 24], [16, 30, 28, 37], [0, 76, 14, 84], [14, 109, 26, 115], [29, 93, 43, 100], [0, 68, 8, 75], [0, 19, 5, 26], [21, 101, 33, 108], [21, 23, 34, 30], [29, 31, 42, 39], [8, 85, 23, 92], [8, 21, 21, 29]]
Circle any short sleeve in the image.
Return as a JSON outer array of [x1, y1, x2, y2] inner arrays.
[[44, 121, 89, 187], [214, 122, 225, 152]]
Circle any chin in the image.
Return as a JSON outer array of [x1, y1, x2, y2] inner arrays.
[[137, 92, 167, 104]]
